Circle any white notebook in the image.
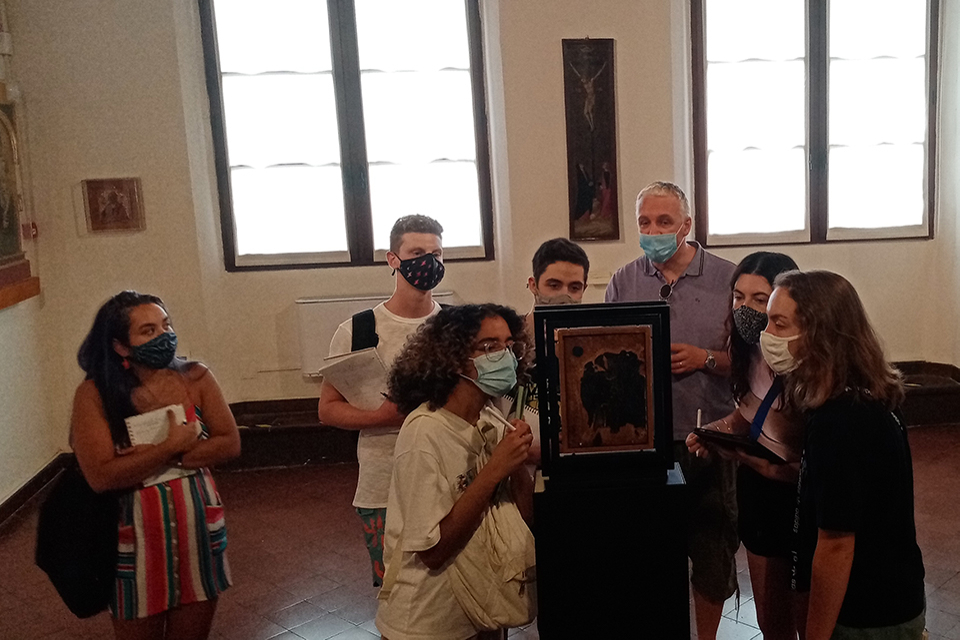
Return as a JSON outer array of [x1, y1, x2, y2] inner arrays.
[[124, 404, 199, 487], [318, 347, 388, 411]]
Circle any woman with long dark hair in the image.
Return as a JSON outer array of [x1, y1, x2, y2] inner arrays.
[[766, 271, 924, 639], [687, 251, 806, 639], [376, 304, 536, 640], [71, 291, 240, 639]]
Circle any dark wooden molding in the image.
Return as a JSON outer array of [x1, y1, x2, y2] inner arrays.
[[691, 0, 939, 247], [690, 0, 708, 246], [197, 0, 239, 272], [198, 0, 495, 271], [0, 452, 72, 528], [926, 0, 941, 239], [0, 275, 40, 312], [466, 0, 495, 261]]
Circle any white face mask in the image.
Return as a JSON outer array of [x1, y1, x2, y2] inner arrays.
[[759, 331, 800, 374]]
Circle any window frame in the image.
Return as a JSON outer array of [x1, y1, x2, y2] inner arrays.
[[198, 0, 495, 271], [690, 0, 940, 247]]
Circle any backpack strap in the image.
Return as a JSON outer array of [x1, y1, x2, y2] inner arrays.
[[351, 309, 379, 351]]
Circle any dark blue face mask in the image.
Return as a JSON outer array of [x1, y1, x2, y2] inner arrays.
[[129, 331, 178, 369]]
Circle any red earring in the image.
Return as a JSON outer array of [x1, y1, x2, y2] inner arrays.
[[121, 357, 130, 370]]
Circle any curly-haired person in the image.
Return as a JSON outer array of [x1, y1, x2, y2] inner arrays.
[[375, 304, 536, 640]]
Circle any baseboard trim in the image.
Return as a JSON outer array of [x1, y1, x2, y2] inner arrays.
[[0, 452, 73, 527]]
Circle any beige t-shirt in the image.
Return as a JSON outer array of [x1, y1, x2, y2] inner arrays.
[[328, 301, 441, 508], [376, 405, 496, 640]]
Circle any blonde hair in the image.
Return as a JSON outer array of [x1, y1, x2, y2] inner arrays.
[[636, 181, 690, 219], [775, 270, 903, 410]]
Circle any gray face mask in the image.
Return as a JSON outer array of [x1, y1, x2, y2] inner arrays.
[[533, 289, 582, 306]]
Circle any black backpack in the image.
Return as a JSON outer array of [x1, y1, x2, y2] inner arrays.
[[351, 304, 449, 352], [35, 462, 119, 618]]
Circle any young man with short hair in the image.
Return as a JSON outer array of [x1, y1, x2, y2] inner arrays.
[[318, 214, 445, 587], [504, 238, 590, 466]]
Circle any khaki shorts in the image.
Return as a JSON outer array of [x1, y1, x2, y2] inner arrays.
[[674, 442, 740, 603]]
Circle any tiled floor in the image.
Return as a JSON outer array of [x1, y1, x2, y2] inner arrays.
[[1, 424, 958, 639]]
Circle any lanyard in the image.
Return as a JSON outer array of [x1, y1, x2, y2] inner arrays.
[[749, 376, 783, 442]]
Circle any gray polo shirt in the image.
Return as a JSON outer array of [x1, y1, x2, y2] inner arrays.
[[605, 242, 735, 438]]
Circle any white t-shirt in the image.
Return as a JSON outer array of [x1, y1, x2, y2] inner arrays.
[[328, 301, 441, 508], [376, 405, 493, 640]]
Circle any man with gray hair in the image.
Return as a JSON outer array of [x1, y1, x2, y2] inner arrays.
[[606, 181, 737, 640]]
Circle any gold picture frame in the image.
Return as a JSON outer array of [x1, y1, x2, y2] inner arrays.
[[556, 325, 655, 454], [0, 106, 24, 269]]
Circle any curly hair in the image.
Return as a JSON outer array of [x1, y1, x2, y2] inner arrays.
[[388, 304, 531, 414], [775, 270, 904, 411], [728, 251, 799, 402]]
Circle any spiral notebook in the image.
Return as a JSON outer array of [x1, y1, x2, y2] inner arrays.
[[124, 404, 199, 487]]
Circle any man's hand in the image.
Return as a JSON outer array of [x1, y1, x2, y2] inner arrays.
[[670, 343, 707, 374], [375, 398, 406, 428]]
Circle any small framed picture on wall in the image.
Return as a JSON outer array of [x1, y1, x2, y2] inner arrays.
[[82, 178, 145, 233]]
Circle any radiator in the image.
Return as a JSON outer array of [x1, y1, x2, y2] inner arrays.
[[295, 291, 460, 378]]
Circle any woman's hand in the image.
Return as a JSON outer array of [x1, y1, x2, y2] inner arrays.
[[685, 432, 712, 461], [161, 409, 199, 457], [487, 421, 533, 481]]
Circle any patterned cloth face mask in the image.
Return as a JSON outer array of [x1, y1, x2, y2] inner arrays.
[[733, 305, 768, 345], [396, 254, 445, 291], [129, 331, 178, 369]]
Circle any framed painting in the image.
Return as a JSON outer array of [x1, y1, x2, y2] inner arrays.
[[556, 325, 655, 454], [562, 38, 620, 242], [0, 103, 41, 309], [82, 178, 145, 233], [0, 106, 24, 270], [533, 302, 673, 480]]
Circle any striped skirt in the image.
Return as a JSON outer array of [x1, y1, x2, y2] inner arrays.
[[111, 468, 232, 620]]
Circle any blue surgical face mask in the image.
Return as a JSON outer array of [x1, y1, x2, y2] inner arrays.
[[129, 331, 178, 369], [639, 230, 681, 264], [465, 350, 518, 397]]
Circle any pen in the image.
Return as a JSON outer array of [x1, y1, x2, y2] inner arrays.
[[696, 409, 702, 458]]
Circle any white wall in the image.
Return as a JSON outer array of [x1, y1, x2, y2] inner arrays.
[[0, 0, 957, 501]]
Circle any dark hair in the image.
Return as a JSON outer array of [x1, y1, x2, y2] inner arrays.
[[774, 270, 903, 410], [389, 214, 444, 254], [728, 252, 800, 401], [532, 238, 590, 283], [388, 304, 531, 414], [77, 291, 169, 446]]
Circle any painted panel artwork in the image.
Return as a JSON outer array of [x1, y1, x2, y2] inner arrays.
[[562, 38, 619, 242], [0, 106, 23, 267], [556, 325, 655, 453], [82, 178, 145, 233]]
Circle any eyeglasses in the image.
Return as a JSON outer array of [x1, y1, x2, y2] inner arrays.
[[474, 340, 524, 362], [659, 282, 675, 302]]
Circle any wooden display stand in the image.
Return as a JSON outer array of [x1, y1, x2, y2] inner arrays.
[[530, 303, 690, 637], [533, 465, 689, 638]]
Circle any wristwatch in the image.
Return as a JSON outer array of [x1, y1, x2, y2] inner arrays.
[[704, 350, 717, 370]]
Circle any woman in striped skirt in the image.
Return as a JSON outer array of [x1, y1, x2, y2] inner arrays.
[[71, 291, 240, 639]]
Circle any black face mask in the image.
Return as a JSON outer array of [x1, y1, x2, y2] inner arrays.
[[396, 254, 445, 291], [733, 305, 767, 345]]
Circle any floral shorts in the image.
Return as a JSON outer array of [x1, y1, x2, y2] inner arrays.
[[356, 507, 386, 587]]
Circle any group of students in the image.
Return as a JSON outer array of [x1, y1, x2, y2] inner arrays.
[[67, 181, 925, 640]]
